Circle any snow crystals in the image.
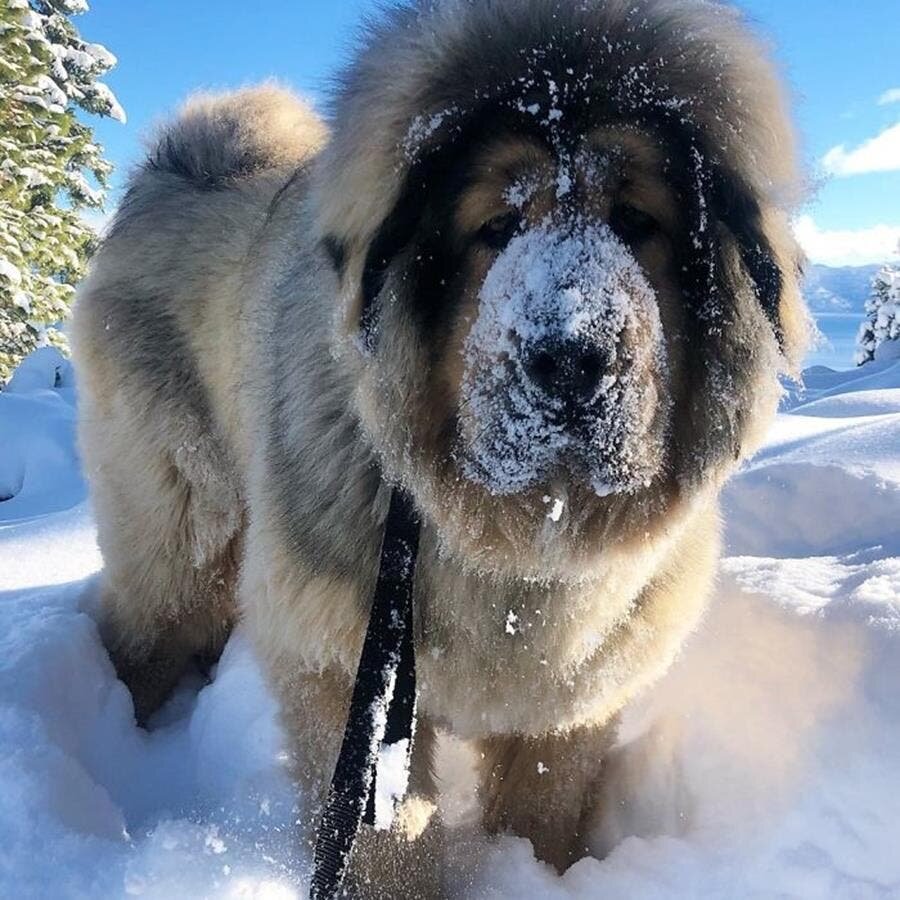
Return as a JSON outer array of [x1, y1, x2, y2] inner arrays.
[[542, 494, 565, 522], [459, 216, 666, 496]]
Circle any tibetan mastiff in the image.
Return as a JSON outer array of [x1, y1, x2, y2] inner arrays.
[[73, 0, 806, 895]]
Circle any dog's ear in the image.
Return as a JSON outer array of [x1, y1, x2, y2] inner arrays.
[[675, 143, 808, 374], [715, 175, 809, 371], [710, 173, 785, 343], [754, 209, 809, 373], [682, 151, 805, 365], [356, 177, 425, 352]]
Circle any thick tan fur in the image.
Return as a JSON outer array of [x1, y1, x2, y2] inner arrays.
[[73, 4, 806, 897]]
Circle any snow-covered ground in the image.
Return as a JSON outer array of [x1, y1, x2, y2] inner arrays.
[[1, 348, 899, 899]]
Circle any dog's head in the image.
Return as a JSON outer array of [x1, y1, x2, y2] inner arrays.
[[314, 0, 807, 576]]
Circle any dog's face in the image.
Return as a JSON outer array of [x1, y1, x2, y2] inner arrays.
[[447, 130, 678, 499], [327, 65, 801, 576]]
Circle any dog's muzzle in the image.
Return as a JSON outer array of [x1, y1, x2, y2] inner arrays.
[[458, 218, 669, 496]]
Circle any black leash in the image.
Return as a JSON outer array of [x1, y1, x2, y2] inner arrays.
[[310, 488, 421, 900]]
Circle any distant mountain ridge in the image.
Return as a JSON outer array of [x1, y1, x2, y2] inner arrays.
[[803, 264, 882, 313]]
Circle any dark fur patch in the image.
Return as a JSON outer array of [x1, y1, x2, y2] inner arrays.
[[359, 187, 424, 351], [145, 135, 232, 189], [711, 173, 784, 342], [357, 109, 556, 350], [146, 127, 276, 190], [322, 235, 347, 275]]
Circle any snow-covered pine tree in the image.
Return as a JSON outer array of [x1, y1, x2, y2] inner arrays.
[[855, 264, 900, 366], [0, 0, 124, 384]]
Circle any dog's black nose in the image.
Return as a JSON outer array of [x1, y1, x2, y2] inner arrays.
[[524, 339, 609, 402]]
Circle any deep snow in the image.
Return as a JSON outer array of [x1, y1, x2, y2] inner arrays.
[[1, 347, 899, 898]]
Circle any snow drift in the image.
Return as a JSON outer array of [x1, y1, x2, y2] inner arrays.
[[1, 347, 899, 898]]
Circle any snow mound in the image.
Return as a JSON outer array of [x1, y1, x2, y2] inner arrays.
[[724, 462, 900, 557], [1, 349, 900, 898], [0, 581, 300, 897], [784, 358, 900, 409], [789, 388, 900, 418], [724, 368, 900, 559], [0, 347, 84, 521]]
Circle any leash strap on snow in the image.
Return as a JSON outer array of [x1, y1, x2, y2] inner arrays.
[[310, 488, 420, 900]]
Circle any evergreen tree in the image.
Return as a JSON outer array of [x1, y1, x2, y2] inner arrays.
[[0, 0, 124, 384], [856, 265, 900, 366]]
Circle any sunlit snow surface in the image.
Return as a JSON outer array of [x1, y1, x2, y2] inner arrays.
[[2, 348, 899, 898]]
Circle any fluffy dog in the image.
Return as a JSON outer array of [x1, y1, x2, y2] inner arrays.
[[73, 0, 806, 894]]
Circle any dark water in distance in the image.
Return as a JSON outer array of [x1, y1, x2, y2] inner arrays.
[[806, 313, 862, 371]]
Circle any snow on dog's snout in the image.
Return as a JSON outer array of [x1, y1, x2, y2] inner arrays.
[[459, 219, 670, 496]]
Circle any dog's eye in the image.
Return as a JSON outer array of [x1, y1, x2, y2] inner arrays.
[[478, 211, 521, 251], [610, 203, 659, 246]]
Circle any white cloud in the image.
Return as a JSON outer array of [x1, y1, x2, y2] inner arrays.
[[821, 122, 900, 176], [793, 215, 900, 267], [877, 88, 900, 106]]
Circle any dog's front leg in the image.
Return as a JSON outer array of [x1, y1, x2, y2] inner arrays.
[[477, 719, 618, 873], [273, 666, 443, 898], [348, 714, 444, 900]]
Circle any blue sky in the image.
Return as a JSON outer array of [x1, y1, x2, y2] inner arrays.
[[80, 0, 900, 267]]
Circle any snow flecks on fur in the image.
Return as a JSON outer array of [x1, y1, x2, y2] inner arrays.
[[542, 495, 565, 522], [458, 218, 667, 497], [503, 174, 540, 211], [400, 106, 460, 163], [396, 46, 718, 179]]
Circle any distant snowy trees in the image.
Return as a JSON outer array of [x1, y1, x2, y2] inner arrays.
[[0, 0, 124, 384], [856, 265, 900, 366]]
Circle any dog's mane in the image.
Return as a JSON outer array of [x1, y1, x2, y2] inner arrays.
[[312, 0, 800, 251]]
